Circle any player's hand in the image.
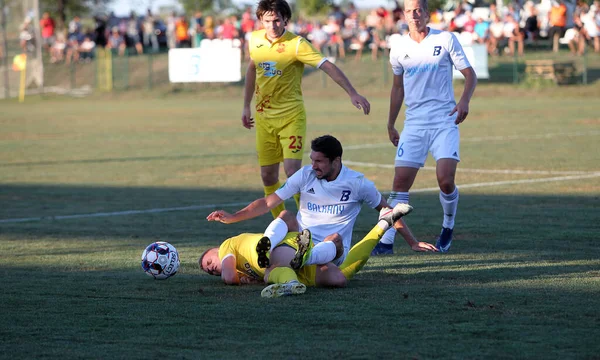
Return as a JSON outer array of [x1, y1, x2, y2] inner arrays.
[[350, 93, 370, 115], [239, 276, 261, 285], [388, 126, 400, 147], [410, 242, 439, 252], [241, 108, 254, 129], [206, 210, 235, 224], [449, 99, 469, 125]]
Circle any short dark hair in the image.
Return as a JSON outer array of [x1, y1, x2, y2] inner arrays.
[[256, 0, 292, 22], [311, 135, 343, 161]]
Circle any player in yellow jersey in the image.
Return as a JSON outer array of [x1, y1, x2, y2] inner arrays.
[[199, 203, 416, 298], [242, 0, 371, 219]]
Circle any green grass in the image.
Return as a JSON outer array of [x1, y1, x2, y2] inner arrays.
[[1, 62, 600, 358]]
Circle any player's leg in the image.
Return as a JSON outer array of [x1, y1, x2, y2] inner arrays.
[[261, 245, 306, 298], [341, 203, 413, 280], [290, 231, 343, 270], [431, 126, 461, 252], [257, 210, 299, 268], [279, 114, 306, 211], [256, 114, 285, 218], [373, 129, 427, 255]]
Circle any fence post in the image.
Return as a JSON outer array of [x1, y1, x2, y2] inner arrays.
[[512, 50, 518, 84], [582, 52, 588, 85], [147, 52, 153, 90]]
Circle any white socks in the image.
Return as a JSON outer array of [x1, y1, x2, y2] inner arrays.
[[439, 187, 459, 229], [263, 218, 288, 252], [305, 241, 337, 265], [379, 192, 409, 245]]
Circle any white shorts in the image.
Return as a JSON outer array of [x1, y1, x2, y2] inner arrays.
[[394, 126, 460, 168]]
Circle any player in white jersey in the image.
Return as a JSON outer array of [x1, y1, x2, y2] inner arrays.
[[207, 135, 437, 287], [371, 0, 477, 255]]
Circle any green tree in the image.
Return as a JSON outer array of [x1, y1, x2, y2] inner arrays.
[[178, 0, 236, 13], [296, 0, 333, 16]]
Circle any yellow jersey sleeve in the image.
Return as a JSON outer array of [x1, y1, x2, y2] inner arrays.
[[295, 37, 326, 68], [218, 234, 265, 280]]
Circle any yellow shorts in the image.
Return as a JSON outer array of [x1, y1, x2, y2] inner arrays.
[[279, 234, 316, 287], [255, 112, 306, 167]]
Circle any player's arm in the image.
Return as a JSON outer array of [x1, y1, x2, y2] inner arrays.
[[206, 193, 284, 224], [319, 60, 370, 115], [387, 74, 405, 147], [375, 198, 438, 252], [220, 256, 240, 285], [450, 66, 477, 125], [242, 61, 256, 129]]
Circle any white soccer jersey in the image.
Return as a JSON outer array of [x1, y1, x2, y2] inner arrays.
[[389, 28, 471, 129], [275, 165, 382, 253]]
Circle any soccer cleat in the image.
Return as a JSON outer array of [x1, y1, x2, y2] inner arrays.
[[379, 203, 414, 228], [260, 280, 307, 298], [256, 236, 271, 268], [436, 227, 454, 253], [289, 229, 313, 270], [370, 241, 394, 256]]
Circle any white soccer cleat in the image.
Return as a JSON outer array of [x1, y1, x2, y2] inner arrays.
[[379, 203, 413, 227], [260, 280, 307, 298]]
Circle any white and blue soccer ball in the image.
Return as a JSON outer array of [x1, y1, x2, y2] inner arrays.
[[141, 242, 180, 280]]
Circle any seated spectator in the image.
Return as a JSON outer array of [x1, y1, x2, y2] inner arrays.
[[126, 12, 143, 54], [79, 35, 96, 61], [370, 17, 387, 61], [19, 17, 34, 53], [489, 13, 505, 55], [50, 32, 67, 63], [350, 21, 371, 62], [548, 0, 568, 52], [581, 6, 600, 53], [107, 27, 126, 56], [309, 21, 329, 54], [175, 15, 191, 48], [65, 35, 80, 64], [503, 14, 524, 56], [523, 1, 540, 42], [473, 15, 491, 48]]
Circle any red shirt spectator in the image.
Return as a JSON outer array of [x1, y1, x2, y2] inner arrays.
[[40, 12, 55, 39]]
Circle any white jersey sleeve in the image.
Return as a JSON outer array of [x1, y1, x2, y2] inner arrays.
[[446, 32, 470, 71], [357, 176, 382, 209], [275, 166, 306, 200]]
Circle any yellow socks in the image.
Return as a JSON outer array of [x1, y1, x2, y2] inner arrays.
[[267, 266, 299, 284], [339, 225, 385, 280]]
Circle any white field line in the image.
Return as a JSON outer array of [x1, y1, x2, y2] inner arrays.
[[344, 130, 600, 151], [1, 173, 599, 224], [343, 160, 598, 175]]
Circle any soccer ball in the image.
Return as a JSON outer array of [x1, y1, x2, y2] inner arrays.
[[141, 242, 180, 280]]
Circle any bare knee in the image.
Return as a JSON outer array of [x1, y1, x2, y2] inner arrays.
[[315, 264, 348, 288], [277, 210, 298, 231], [260, 165, 279, 186], [324, 233, 344, 260], [437, 174, 456, 194], [393, 167, 419, 192]]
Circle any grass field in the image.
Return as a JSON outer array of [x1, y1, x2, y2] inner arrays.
[[1, 65, 600, 359]]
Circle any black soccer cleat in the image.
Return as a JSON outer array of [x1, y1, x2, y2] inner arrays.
[[256, 236, 271, 268]]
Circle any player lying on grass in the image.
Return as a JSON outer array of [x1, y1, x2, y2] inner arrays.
[[199, 202, 417, 297]]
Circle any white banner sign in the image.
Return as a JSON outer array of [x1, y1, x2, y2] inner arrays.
[[168, 48, 242, 83], [453, 44, 489, 80]]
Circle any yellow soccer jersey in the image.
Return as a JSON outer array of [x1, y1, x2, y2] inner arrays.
[[249, 29, 326, 120]]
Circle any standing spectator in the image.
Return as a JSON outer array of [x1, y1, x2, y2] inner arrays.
[[166, 11, 177, 49], [143, 9, 158, 53], [19, 17, 35, 53], [372, 0, 477, 255], [548, 0, 567, 52], [309, 21, 329, 54], [68, 15, 82, 43], [581, 5, 600, 53], [40, 12, 55, 55], [204, 16, 215, 40], [194, 11, 205, 47], [523, 1, 540, 42], [94, 15, 107, 49], [220, 17, 238, 40], [126, 12, 143, 54], [241, 0, 370, 219], [175, 15, 191, 47]]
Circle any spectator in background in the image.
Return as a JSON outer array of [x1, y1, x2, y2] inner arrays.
[[221, 16, 238, 40], [548, 0, 567, 52], [94, 15, 107, 49], [79, 35, 96, 61], [50, 31, 66, 63], [19, 17, 34, 53], [40, 12, 55, 55], [175, 15, 191, 47], [126, 12, 143, 54], [204, 16, 215, 40], [309, 21, 329, 54], [504, 13, 524, 56], [581, 5, 600, 53], [166, 11, 177, 49], [523, 1, 540, 42], [473, 15, 491, 51], [489, 13, 505, 55], [194, 11, 205, 47], [143, 9, 159, 53], [68, 15, 82, 43], [107, 26, 126, 56], [65, 33, 80, 64]]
